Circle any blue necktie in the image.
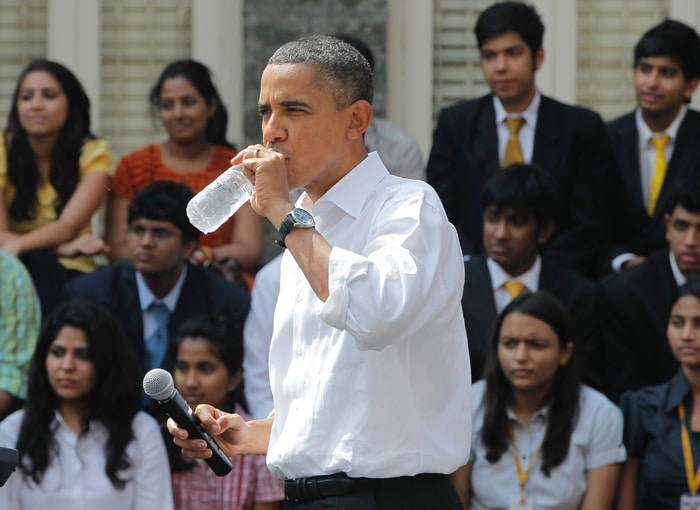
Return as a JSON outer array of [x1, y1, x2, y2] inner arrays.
[[145, 302, 170, 371]]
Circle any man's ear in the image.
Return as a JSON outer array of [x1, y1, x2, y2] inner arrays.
[[346, 99, 373, 141], [183, 240, 197, 260], [536, 222, 555, 245]]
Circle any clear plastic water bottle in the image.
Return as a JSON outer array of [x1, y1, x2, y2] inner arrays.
[[186, 164, 254, 233]]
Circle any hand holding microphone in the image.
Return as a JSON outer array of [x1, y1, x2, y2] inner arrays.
[[143, 368, 233, 476]]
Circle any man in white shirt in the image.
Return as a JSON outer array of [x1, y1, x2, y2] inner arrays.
[[170, 35, 470, 509], [606, 19, 700, 273]]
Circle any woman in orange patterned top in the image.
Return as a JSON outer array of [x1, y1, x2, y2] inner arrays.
[[0, 59, 112, 314], [107, 60, 263, 286]]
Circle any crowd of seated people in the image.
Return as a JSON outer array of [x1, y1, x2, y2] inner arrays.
[[2, 2, 700, 508]]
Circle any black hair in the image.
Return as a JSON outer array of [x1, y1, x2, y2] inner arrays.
[[268, 35, 373, 108], [127, 180, 200, 244], [474, 1, 544, 56], [166, 315, 246, 472], [678, 274, 700, 301], [174, 315, 246, 412], [481, 290, 580, 476], [149, 59, 234, 149], [16, 300, 141, 489], [480, 163, 557, 234], [666, 176, 700, 215], [634, 19, 700, 84], [4, 59, 96, 221]]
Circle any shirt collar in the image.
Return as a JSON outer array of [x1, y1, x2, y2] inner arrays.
[[635, 105, 688, 147], [487, 255, 542, 292], [669, 250, 687, 287], [506, 402, 550, 425], [664, 370, 692, 413], [493, 89, 541, 127], [303, 151, 389, 219], [136, 264, 188, 312]]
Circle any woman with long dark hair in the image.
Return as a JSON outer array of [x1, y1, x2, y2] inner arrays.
[[0, 59, 112, 313], [451, 291, 624, 509], [165, 316, 283, 509], [107, 59, 263, 288], [0, 300, 173, 509]]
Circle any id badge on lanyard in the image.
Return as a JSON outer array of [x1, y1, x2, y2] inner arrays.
[[508, 422, 541, 510], [681, 493, 700, 510], [509, 494, 536, 509], [679, 403, 700, 508]]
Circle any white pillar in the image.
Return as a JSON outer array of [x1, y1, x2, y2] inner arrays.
[[47, 0, 101, 131], [192, 0, 245, 147], [387, 0, 433, 159], [670, 0, 700, 110], [531, 0, 577, 103]]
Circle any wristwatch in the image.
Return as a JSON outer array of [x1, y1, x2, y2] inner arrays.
[[277, 208, 315, 248]]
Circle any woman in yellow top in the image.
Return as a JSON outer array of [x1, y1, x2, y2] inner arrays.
[[0, 59, 112, 314]]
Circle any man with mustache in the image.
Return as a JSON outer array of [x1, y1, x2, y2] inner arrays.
[[461, 163, 601, 388], [606, 19, 700, 273]]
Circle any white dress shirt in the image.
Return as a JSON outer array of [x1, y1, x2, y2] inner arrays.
[[243, 253, 282, 419], [469, 381, 626, 509], [612, 107, 688, 271], [0, 410, 173, 510], [487, 256, 541, 314], [364, 116, 425, 180], [266, 151, 471, 479], [494, 90, 541, 165]]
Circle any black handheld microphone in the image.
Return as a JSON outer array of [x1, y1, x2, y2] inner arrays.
[[143, 368, 233, 476]]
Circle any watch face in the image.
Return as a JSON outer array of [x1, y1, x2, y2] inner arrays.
[[292, 208, 314, 226]]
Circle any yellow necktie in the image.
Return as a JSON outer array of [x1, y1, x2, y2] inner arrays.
[[504, 281, 526, 298], [648, 134, 670, 216], [502, 117, 526, 167]]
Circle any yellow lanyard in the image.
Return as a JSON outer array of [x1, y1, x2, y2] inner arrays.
[[679, 403, 700, 494], [508, 422, 542, 497]]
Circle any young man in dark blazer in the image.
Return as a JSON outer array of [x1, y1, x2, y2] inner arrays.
[[64, 181, 250, 381], [606, 19, 700, 273], [462, 163, 601, 387], [428, 1, 613, 278], [602, 178, 700, 401]]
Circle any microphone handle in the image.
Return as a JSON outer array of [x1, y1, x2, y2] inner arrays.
[[160, 391, 233, 476]]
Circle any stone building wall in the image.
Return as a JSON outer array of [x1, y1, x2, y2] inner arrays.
[[242, 0, 388, 262]]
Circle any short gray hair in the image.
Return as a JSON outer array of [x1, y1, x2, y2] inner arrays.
[[268, 35, 373, 108]]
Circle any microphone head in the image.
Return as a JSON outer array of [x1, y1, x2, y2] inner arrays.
[[143, 368, 175, 401]]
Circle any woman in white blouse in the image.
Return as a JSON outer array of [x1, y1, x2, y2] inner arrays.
[[451, 291, 625, 509], [0, 300, 173, 510]]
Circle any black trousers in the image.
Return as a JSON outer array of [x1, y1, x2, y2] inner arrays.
[[284, 473, 463, 510]]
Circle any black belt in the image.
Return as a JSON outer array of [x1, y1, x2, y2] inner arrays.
[[285, 473, 358, 501], [284, 472, 450, 502]]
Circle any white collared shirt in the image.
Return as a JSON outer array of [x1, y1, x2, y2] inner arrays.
[[135, 265, 187, 341], [266, 151, 471, 479], [0, 409, 173, 510], [487, 256, 541, 314], [635, 105, 687, 206], [469, 381, 626, 509], [669, 249, 687, 287], [494, 90, 541, 165]]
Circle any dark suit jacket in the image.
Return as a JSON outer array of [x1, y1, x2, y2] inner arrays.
[[427, 94, 613, 278], [63, 261, 251, 376], [605, 109, 700, 265], [600, 249, 680, 401], [462, 254, 602, 388]]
